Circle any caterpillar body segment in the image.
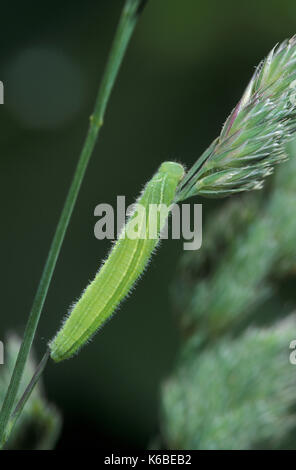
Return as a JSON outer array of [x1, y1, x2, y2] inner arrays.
[[49, 162, 184, 362]]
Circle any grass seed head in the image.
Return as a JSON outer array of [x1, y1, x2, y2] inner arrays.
[[178, 36, 296, 200]]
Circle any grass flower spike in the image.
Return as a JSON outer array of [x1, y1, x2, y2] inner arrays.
[[177, 35, 296, 200]]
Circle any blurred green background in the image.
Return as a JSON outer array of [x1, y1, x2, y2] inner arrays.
[[1, 0, 296, 449]]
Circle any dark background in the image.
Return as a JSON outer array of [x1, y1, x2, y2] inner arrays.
[[1, 0, 296, 449]]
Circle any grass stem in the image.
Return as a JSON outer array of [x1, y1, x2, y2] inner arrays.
[[0, 0, 148, 447]]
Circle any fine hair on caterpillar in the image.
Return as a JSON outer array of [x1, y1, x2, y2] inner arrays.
[[49, 162, 185, 362]]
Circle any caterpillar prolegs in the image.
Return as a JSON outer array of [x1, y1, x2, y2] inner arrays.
[[49, 162, 185, 361]]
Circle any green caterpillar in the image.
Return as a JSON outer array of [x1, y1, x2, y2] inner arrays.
[[49, 162, 185, 362]]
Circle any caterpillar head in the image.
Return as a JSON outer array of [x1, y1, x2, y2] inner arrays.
[[159, 161, 185, 182]]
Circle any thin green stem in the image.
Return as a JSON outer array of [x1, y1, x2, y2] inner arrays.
[[2, 350, 50, 447], [0, 0, 148, 448]]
